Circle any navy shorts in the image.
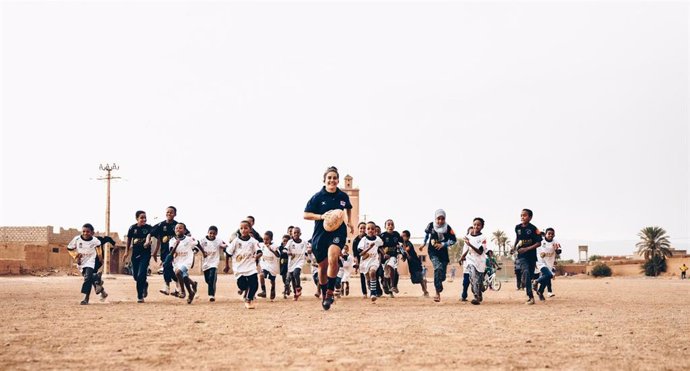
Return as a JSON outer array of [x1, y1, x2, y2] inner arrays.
[[262, 270, 276, 281], [312, 231, 346, 263], [410, 271, 423, 284]]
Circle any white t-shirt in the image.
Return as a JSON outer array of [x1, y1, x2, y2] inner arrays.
[[170, 235, 197, 271], [260, 242, 281, 276], [225, 236, 261, 278], [358, 236, 383, 272], [67, 236, 101, 270], [465, 233, 487, 272], [286, 239, 308, 273], [200, 237, 227, 271], [537, 239, 559, 270]]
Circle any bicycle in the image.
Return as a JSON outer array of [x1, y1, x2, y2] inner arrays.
[[482, 269, 502, 292]]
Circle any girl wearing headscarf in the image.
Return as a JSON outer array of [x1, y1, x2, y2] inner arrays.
[[422, 209, 457, 302]]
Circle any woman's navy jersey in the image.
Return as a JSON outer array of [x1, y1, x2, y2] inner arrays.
[[423, 222, 457, 263], [304, 186, 352, 262], [127, 223, 152, 255]]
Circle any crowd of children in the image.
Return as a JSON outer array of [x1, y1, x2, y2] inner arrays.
[[71, 206, 562, 309]]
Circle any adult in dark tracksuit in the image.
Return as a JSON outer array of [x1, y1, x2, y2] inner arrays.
[[512, 208, 543, 305], [303, 166, 354, 311], [124, 210, 152, 303], [151, 206, 182, 295], [422, 209, 457, 302]]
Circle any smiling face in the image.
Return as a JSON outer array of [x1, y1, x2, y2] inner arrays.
[[472, 219, 484, 234], [545, 230, 555, 241], [263, 234, 272, 245], [520, 210, 531, 224], [81, 227, 94, 240], [166, 207, 176, 222], [435, 215, 446, 225], [324, 171, 339, 192], [136, 212, 147, 226], [366, 223, 377, 237], [291, 227, 301, 240], [207, 229, 217, 240], [174, 223, 185, 237], [239, 222, 251, 238], [358, 223, 366, 237]]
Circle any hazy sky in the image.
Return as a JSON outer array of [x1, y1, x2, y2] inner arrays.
[[1, 1, 688, 259]]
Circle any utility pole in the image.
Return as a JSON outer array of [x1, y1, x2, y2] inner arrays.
[[98, 163, 120, 275]]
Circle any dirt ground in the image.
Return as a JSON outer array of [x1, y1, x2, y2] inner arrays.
[[0, 274, 688, 371]]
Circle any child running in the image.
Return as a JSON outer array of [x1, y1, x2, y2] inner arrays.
[[124, 211, 152, 303], [199, 226, 228, 302], [461, 218, 487, 305], [258, 231, 281, 301], [340, 245, 354, 296], [351, 222, 367, 298], [279, 233, 291, 299], [511, 209, 543, 305], [225, 220, 263, 309], [67, 223, 105, 305], [422, 209, 457, 302], [380, 219, 402, 297], [357, 221, 384, 302], [535, 228, 560, 300], [285, 227, 308, 301], [169, 223, 199, 304], [401, 230, 429, 297]]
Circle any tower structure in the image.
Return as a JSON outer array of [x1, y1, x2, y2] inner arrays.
[[342, 174, 359, 248]]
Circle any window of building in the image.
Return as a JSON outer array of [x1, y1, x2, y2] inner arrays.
[[52, 247, 60, 253]]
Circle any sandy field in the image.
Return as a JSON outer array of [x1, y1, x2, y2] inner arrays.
[[0, 273, 689, 371]]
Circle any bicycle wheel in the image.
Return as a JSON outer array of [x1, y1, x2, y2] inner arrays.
[[491, 277, 502, 291]]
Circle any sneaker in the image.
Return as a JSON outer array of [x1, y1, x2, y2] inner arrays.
[[461, 297, 468, 302], [538, 292, 545, 301], [322, 290, 335, 310], [423, 292, 430, 298], [433, 293, 441, 302], [315, 292, 321, 298], [548, 293, 555, 298], [371, 295, 377, 302], [94, 283, 103, 295], [526, 297, 535, 305], [100, 291, 108, 302], [245, 300, 255, 309], [471, 298, 480, 305], [209, 296, 215, 302], [172, 290, 182, 298], [257, 291, 267, 298], [80, 300, 89, 305], [270, 287, 276, 301], [159, 287, 170, 295], [392, 286, 399, 294], [294, 287, 302, 301], [389, 292, 395, 298], [238, 290, 243, 295], [137, 298, 145, 303], [187, 289, 195, 304], [284, 293, 288, 299]]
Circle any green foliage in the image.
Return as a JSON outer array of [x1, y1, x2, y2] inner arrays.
[[588, 255, 602, 262], [642, 256, 667, 277], [491, 230, 510, 256], [591, 263, 612, 277], [636, 226, 672, 261]]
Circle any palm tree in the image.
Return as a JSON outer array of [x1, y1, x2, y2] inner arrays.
[[491, 230, 509, 256], [635, 226, 672, 276]]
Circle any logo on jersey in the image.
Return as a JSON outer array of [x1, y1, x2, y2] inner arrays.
[[333, 237, 341, 244], [340, 201, 346, 207]]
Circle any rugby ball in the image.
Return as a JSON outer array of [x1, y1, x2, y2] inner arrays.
[[323, 209, 345, 232]]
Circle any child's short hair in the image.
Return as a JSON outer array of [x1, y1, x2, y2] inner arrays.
[[82, 223, 94, 232], [264, 230, 273, 239], [135, 210, 145, 219], [473, 217, 485, 226], [385, 219, 394, 226], [523, 208, 533, 218], [545, 227, 555, 234], [402, 230, 411, 238], [167, 206, 177, 213], [367, 221, 376, 227], [282, 234, 290, 240], [358, 221, 366, 227], [240, 220, 251, 227], [177, 222, 186, 230], [246, 216, 255, 223], [208, 225, 218, 233]]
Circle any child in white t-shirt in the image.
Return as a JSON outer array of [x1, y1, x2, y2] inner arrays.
[[225, 220, 263, 309], [258, 231, 281, 301], [170, 223, 199, 304], [67, 223, 104, 305], [536, 228, 560, 301], [199, 226, 227, 302], [358, 222, 384, 302], [285, 227, 308, 300], [462, 218, 487, 305]]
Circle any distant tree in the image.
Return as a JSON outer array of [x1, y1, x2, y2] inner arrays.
[[591, 263, 612, 277], [448, 240, 465, 263], [491, 230, 510, 256], [635, 226, 672, 277], [588, 255, 602, 262], [642, 256, 668, 277]]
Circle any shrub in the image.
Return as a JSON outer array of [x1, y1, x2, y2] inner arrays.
[[588, 255, 602, 262], [591, 263, 612, 277], [642, 256, 667, 277]]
